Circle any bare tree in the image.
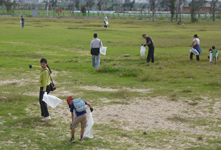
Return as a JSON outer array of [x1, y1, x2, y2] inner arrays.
[[190, 0, 198, 23], [97, 0, 103, 11], [68, 1, 75, 13], [196, 0, 206, 22], [148, 0, 161, 21], [86, 0, 95, 13], [176, 0, 185, 22], [116, 0, 124, 12], [140, 3, 146, 14], [211, 0, 218, 21], [165, 0, 176, 22]]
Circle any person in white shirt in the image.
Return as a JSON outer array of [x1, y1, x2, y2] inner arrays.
[[190, 34, 202, 61], [104, 15, 108, 28], [90, 33, 103, 67]]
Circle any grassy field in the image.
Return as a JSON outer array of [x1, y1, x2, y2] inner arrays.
[[0, 16, 221, 150]]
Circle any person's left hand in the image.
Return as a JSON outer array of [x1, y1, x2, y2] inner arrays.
[[90, 108, 93, 112], [43, 91, 46, 95]]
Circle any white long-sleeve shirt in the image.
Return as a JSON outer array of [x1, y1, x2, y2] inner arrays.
[[90, 38, 103, 48]]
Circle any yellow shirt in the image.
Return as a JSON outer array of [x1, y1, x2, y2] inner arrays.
[[32, 66, 51, 91]]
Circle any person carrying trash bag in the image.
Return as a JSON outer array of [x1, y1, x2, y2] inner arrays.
[[67, 96, 93, 143], [29, 58, 52, 121], [90, 33, 103, 68], [190, 34, 202, 61], [142, 34, 155, 64], [104, 15, 108, 28]]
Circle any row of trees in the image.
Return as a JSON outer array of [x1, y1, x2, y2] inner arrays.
[[1, 0, 220, 22], [148, 0, 219, 22]]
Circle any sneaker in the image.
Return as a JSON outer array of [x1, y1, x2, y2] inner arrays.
[[79, 138, 84, 142], [70, 138, 75, 143], [41, 116, 51, 121]]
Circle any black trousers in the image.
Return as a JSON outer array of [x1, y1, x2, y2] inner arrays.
[[104, 21, 107, 28], [39, 85, 51, 117], [190, 52, 200, 61], [147, 47, 154, 63]]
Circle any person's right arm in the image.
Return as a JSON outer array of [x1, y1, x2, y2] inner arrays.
[[29, 65, 42, 70]]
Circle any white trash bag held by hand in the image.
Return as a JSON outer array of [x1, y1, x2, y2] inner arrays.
[[140, 46, 146, 56], [100, 47, 107, 55], [43, 93, 62, 109], [190, 47, 199, 55], [83, 112, 94, 139]]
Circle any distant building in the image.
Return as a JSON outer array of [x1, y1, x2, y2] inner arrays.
[[182, 6, 212, 14]]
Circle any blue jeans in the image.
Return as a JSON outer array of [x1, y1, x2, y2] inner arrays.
[[22, 21, 24, 28], [92, 54, 100, 68]]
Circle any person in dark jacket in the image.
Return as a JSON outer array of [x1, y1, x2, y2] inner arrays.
[[142, 34, 155, 64]]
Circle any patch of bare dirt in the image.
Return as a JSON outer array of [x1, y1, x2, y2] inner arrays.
[[92, 96, 221, 136], [0, 79, 38, 86], [80, 86, 151, 93]]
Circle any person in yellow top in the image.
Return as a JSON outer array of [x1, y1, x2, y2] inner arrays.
[[29, 58, 52, 121]]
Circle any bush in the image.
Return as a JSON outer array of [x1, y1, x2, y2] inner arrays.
[[96, 66, 141, 77]]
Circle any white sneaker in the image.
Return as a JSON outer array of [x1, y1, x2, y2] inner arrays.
[[41, 116, 51, 121]]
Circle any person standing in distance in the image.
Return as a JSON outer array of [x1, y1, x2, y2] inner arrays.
[[142, 34, 155, 64], [90, 33, 103, 68], [21, 15, 25, 28], [29, 58, 52, 121], [104, 15, 108, 28]]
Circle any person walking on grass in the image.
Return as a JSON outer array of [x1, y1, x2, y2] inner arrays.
[[104, 15, 108, 28], [142, 34, 155, 64], [90, 33, 103, 68], [67, 96, 93, 143], [211, 46, 218, 64], [21, 15, 25, 28], [29, 58, 52, 121], [190, 34, 202, 61]]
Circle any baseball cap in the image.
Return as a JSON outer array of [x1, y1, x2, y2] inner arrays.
[[67, 96, 73, 105]]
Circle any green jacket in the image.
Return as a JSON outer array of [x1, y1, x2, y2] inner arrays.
[[32, 66, 51, 91]]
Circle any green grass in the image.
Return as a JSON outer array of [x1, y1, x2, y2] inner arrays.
[[1, 16, 221, 149]]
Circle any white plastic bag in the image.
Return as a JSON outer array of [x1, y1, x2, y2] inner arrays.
[[20, 20, 22, 26], [43, 93, 62, 109], [190, 47, 199, 55], [100, 47, 107, 55], [83, 112, 94, 139], [140, 46, 146, 56], [105, 21, 108, 25]]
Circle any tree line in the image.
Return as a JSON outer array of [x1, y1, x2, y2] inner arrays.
[[1, 0, 220, 22]]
